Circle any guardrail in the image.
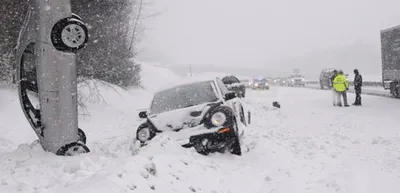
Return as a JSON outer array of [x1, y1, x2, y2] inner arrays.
[[302, 81, 395, 98], [304, 80, 382, 87]]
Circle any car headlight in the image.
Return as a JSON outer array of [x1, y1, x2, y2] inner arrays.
[[254, 83, 258, 86], [265, 83, 268, 86], [137, 128, 150, 142], [211, 112, 227, 126]]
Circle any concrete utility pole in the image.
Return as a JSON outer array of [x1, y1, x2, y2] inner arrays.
[[15, 0, 90, 156]]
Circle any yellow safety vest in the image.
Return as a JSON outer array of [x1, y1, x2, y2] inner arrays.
[[333, 74, 348, 92]]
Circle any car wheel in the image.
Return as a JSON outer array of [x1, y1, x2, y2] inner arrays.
[[51, 17, 89, 52], [56, 142, 90, 156], [229, 121, 242, 156], [78, 128, 86, 144], [194, 139, 210, 155], [395, 87, 400, 98]]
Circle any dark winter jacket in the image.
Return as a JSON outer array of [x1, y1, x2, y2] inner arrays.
[[330, 74, 337, 86], [354, 74, 362, 88]]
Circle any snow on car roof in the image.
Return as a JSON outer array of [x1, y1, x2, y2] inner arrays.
[[154, 75, 217, 93], [322, 68, 340, 72]]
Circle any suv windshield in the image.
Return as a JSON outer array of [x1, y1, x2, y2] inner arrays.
[[222, 76, 240, 84], [150, 81, 219, 114]]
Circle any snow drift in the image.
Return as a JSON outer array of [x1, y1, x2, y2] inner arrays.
[[137, 61, 183, 92]]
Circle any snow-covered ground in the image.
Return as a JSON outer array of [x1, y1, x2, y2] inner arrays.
[[1, 66, 400, 193]]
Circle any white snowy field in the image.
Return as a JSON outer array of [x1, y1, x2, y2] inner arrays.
[[1, 70, 400, 193]]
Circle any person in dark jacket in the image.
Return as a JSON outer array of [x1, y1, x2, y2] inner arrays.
[[353, 69, 363, 106]]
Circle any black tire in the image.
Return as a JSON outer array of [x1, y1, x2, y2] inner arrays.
[[194, 140, 210, 155], [51, 17, 89, 52], [136, 122, 157, 145], [56, 142, 90, 156], [229, 121, 242, 156], [78, 128, 86, 144], [390, 82, 399, 98], [395, 88, 400, 98]]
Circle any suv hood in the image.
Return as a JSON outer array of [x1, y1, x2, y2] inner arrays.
[[148, 104, 213, 132]]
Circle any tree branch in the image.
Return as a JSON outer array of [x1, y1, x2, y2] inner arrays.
[[128, 0, 143, 52]]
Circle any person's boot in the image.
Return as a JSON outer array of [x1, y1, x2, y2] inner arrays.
[[337, 102, 342, 107]]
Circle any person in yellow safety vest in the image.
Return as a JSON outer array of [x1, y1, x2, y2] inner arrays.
[[333, 70, 349, 107]]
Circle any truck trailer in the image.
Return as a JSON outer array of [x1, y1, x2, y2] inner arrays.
[[381, 24, 400, 98]]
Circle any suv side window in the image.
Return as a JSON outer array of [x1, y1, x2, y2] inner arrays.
[[216, 78, 230, 96]]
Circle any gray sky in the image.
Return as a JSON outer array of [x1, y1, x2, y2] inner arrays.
[[137, 0, 400, 78]]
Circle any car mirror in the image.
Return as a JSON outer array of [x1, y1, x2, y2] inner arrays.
[[138, 111, 147, 118], [224, 92, 236, 100]]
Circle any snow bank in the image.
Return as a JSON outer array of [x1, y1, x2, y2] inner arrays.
[[0, 136, 230, 193], [191, 72, 231, 79], [138, 61, 183, 92], [191, 72, 252, 80], [2, 63, 399, 193], [1, 64, 238, 193]]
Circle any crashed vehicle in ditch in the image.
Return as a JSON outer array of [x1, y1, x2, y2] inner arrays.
[[135, 77, 251, 156]]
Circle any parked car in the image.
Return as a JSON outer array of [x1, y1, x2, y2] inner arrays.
[[251, 77, 270, 90], [277, 78, 289, 86], [287, 74, 306, 87], [319, 68, 339, 89], [135, 77, 251, 156], [319, 68, 348, 89], [221, 75, 246, 97]]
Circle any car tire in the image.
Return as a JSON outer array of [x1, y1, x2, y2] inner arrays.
[[56, 142, 90, 156], [51, 17, 89, 52], [229, 121, 242, 156], [394, 87, 400, 98], [78, 128, 86, 144]]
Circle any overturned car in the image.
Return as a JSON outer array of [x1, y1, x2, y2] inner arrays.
[[135, 77, 251, 156]]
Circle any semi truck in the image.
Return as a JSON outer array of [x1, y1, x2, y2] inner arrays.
[[381, 25, 400, 98]]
